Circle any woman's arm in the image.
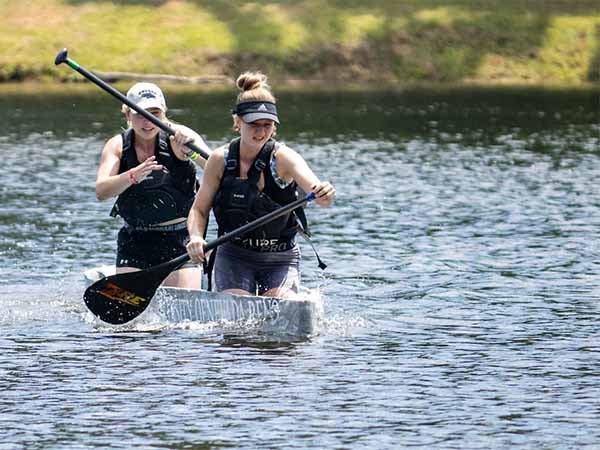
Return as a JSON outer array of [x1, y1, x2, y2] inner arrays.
[[186, 147, 226, 262], [168, 123, 210, 169], [95, 135, 131, 201], [95, 134, 164, 201], [274, 145, 336, 207]]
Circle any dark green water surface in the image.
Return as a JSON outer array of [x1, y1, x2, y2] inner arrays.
[[1, 84, 599, 449]]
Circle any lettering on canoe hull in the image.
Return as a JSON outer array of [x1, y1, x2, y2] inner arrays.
[[98, 282, 147, 307], [160, 294, 281, 323]]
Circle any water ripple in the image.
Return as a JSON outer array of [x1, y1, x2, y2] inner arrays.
[[2, 89, 600, 448]]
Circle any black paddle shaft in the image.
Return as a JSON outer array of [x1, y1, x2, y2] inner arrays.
[[83, 193, 317, 325], [54, 48, 209, 160]]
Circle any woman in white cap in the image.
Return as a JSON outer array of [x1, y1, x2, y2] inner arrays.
[[96, 82, 210, 288], [186, 72, 335, 298]]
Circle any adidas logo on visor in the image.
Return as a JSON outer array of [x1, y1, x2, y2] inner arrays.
[[258, 103, 268, 111]]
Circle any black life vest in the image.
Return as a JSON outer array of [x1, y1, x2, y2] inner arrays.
[[213, 138, 305, 241], [110, 129, 198, 227]]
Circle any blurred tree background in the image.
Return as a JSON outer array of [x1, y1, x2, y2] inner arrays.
[[1, 0, 599, 85]]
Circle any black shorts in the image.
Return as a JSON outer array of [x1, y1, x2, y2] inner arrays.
[[213, 241, 300, 295], [116, 226, 189, 270]]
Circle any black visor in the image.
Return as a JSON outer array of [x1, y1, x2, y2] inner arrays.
[[232, 101, 279, 124]]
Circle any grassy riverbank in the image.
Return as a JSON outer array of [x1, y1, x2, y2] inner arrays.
[[2, 0, 599, 86]]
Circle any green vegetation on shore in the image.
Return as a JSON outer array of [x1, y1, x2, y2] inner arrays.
[[2, 0, 599, 86]]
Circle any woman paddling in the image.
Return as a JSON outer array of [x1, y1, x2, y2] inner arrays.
[[96, 82, 210, 288], [186, 72, 335, 298]]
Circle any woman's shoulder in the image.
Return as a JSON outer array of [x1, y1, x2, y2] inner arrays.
[[273, 141, 295, 153], [273, 142, 300, 162], [211, 144, 227, 158], [104, 133, 125, 152], [206, 145, 227, 167], [201, 145, 227, 181]]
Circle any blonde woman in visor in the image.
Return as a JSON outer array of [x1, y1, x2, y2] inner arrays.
[[186, 72, 335, 298]]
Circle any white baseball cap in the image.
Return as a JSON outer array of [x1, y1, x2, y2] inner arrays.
[[126, 82, 167, 112]]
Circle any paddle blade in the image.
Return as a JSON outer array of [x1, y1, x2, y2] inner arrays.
[[83, 270, 165, 325]]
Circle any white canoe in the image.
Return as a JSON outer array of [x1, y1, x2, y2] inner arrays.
[[83, 266, 323, 337]]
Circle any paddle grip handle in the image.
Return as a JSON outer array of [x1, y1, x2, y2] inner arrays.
[[54, 48, 209, 160]]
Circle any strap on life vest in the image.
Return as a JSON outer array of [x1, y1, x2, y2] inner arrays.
[[215, 139, 327, 271], [294, 212, 327, 270], [253, 146, 326, 269]]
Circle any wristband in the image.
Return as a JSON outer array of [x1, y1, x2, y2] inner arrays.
[[129, 169, 139, 185]]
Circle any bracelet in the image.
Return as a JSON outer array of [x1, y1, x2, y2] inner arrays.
[[129, 169, 139, 185]]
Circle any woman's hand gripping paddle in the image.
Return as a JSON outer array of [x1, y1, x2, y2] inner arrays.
[[83, 193, 316, 325], [54, 48, 209, 161]]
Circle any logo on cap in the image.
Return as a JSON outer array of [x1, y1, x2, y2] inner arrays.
[[138, 89, 158, 99], [258, 103, 268, 111]]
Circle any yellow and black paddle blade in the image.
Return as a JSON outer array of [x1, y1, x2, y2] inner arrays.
[[83, 254, 189, 325]]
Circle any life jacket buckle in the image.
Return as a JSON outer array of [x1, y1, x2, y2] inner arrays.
[[226, 159, 238, 171], [158, 132, 169, 151], [254, 159, 267, 172]]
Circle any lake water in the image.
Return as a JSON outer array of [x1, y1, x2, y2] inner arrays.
[[1, 83, 599, 449]]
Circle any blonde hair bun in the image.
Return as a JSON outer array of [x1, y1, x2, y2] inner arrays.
[[236, 71, 270, 92]]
